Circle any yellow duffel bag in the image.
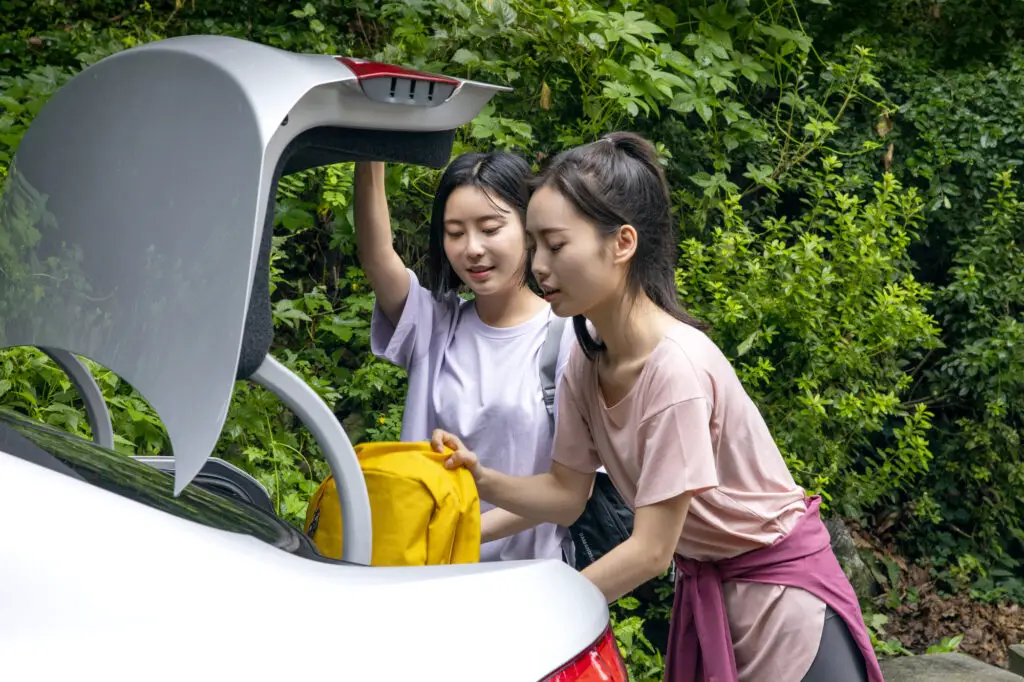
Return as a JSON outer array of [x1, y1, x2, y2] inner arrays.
[[304, 441, 481, 566]]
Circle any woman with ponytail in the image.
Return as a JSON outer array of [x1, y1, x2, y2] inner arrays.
[[433, 132, 883, 682]]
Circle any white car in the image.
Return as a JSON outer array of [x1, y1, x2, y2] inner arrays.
[[0, 35, 626, 681]]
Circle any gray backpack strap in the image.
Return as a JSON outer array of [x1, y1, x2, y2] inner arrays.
[[540, 315, 568, 428]]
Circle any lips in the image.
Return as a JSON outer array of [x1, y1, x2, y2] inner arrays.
[[467, 266, 494, 281], [541, 287, 561, 302]]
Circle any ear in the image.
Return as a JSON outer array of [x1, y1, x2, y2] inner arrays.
[[611, 224, 638, 265]]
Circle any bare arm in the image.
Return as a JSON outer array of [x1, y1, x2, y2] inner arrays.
[[353, 161, 410, 325], [480, 508, 539, 544], [582, 492, 692, 603], [434, 430, 594, 528], [476, 463, 593, 528], [480, 482, 596, 544]]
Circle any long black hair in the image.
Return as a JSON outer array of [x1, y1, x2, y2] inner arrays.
[[532, 131, 707, 358], [427, 151, 533, 301]]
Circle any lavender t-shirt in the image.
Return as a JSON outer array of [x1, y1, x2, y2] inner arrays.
[[370, 269, 576, 562]]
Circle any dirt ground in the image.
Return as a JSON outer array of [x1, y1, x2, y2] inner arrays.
[[848, 523, 1024, 668], [884, 589, 1023, 666]]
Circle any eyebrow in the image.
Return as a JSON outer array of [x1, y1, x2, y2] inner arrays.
[[526, 225, 568, 235], [444, 214, 507, 227]]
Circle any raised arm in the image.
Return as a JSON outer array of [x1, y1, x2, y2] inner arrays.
[[354, 161, 411, 326]]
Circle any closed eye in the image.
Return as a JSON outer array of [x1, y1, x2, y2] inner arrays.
[[549, 243, 565, 252]]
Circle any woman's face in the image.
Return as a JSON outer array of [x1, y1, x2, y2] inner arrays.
[[442, 185, 527, 298], [526, 184, 628, 318]]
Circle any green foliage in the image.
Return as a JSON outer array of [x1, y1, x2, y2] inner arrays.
[[2, 0, 1024, 665], [804, 2, 1024, 592], [906, 170, 1024, 585], [866, 612, 913, 658], [678, 159, 940, 514], [925, 634, 965, 655], [611, 596, 665, 682]]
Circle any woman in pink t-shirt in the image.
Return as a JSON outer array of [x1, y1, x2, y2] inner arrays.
[[433, 133, 883, 682]]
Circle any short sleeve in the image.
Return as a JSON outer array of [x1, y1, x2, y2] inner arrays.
[[370, 268, 453, 370], [634, 398, 719, 507], [551, 369, 601, 473], [551, 319, 577, 426]]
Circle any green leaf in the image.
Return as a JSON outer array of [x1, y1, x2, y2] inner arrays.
[[485, 0, 517, 26], [759, 24, 812, 52], [620, 32, 644, 50], [690, 171, 715, 188], [319, 317, 359, 342], [508, 120, 533, 138], [273, 299, 312, 323], [671, 92, 697, 113], [651, 5, 678, 27], [709, 75, 732, 93], [737, 329, 759, 356], [628, 19, 665, 37], [452, 48, 480, 66], [617, 596, 641, 610], [696, 100, 713, 123]]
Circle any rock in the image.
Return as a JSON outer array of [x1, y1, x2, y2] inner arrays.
[[880, 653, 1023, 681], [1010, 644, 1024, 676], [823, 515, 878, 600]]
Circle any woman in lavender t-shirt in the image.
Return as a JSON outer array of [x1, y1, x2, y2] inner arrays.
[[353, 157, 575, 563]]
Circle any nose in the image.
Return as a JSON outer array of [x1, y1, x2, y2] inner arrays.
[[465, 231, 486, 259], [531, 248, 549, 280]]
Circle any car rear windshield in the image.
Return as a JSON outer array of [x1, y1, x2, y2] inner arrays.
[[0, 408, 333, 562]]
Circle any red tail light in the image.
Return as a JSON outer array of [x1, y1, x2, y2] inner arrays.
[[334, 57, 460, 86], [335, 57, 460, 107], [542, 626, 628, 682]]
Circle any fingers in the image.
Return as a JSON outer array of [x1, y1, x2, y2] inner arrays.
[[429, 429, 480, 479], [444, 448, 474, 465], [430, 428, 465, 453], [430, 428, 446, 452], [444, 449, 479, 475]]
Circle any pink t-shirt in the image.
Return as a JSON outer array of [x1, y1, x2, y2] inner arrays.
[[553, 322, 827, 681]]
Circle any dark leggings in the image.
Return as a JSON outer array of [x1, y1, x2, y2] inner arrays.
[[800, 606, 869, 682]]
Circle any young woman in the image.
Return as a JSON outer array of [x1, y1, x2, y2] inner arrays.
[[432, 134, 883, 682], [354, 157, 576, 563]]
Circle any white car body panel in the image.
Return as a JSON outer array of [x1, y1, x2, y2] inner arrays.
[[0, 452, 609, 681]]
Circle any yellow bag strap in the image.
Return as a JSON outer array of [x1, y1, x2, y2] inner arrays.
[[305, 442, 457, 534]]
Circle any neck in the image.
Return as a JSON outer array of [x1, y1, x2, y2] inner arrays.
[[474, 285, 545, 328], [587, 292, 677, 364]]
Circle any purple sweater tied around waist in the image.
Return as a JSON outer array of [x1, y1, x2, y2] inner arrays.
[[665, 496, 884, 682]]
